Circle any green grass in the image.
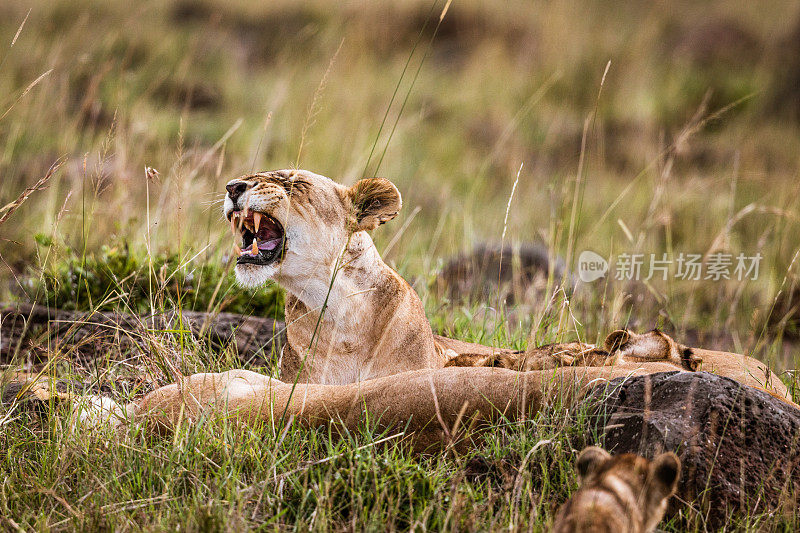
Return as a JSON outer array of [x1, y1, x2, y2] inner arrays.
[[4, 369, 794, 531], [26, 242, 283, 317], [2, 0, 800, 530], [1, 398, 588, 531]]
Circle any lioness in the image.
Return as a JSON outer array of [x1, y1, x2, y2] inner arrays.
[[3, 169, 791, 445], [224, 169, 509, 384], [552, 446, 681, 533]]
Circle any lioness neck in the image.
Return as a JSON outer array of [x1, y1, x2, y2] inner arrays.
[[278, 231, 444, 384]]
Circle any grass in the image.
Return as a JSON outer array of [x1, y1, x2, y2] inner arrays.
[[1, 396, 591, 531], [27, 243, 283, 317], [1, 0, 800, 530]]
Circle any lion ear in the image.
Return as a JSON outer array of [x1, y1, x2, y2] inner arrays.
[[604, 329, 631, 352], [348, 178, 402, 231], [648, 452, 681, 499], [575, 446, 611, 482], [681, 348, 703, 371]]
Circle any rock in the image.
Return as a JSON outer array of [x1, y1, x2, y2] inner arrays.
[[436, 243, 570, 305], [0, 302, 285, 368], [671, 19, 761, 68], [583, 371, 800, 527]]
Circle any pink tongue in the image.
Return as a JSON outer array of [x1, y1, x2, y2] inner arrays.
[[259, 238, 281, 251]]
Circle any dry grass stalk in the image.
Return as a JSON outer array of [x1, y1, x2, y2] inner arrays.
[[0, 158, 64, 226]]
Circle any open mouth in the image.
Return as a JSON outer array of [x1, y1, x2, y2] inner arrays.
[[229, 210, 285, 266]]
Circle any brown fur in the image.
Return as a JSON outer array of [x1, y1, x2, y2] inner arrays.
[[225, 170, 451, 385], [226, 170, 518, 386], [226, 170, 790, 399], [603, 329, 701, 370], [605, 329, 790, 399], [444, 343, 611, 371], [445, 328, 790, 400], [552, 447, 681, 533], [13, 363, 681, 450], [347, 177, 402, 231]]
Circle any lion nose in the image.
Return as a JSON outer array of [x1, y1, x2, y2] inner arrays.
[[226, 181, 249, 203]]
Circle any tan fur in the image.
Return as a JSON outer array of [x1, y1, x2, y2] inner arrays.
[[224, 169, 790, 400], [11, 363, 683, 451], [224, 170, 454, 385], [11, 169, 792, 447], [552, 447, 681, 533], [604, 329, 790, 399]]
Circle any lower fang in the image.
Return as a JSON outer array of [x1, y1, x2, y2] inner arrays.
[[234, 244, 243, 256], [251, 240, 258, 255]]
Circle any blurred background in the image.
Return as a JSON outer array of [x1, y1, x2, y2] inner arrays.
[[1, 0, 800, 369]]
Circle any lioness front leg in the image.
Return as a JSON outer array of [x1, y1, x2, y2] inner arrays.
[[119, 364, 678, 448]]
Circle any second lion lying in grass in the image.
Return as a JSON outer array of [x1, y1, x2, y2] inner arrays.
[[445, 328, 788, 400], [444, 329, 702, 371]]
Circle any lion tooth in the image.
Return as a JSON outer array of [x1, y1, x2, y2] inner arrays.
[[230, 215, 237, 236], [234, 244, 243, 256], [254, 212, 262, 233], [251, 239, 258, 255]]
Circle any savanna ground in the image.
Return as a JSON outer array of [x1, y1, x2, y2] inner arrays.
[[2, 0, 800, 530]]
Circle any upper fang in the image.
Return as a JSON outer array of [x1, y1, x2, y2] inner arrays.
[[254, 212, 262, 233]]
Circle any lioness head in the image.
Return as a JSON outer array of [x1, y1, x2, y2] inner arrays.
[[553, 446, 681, 533], [223, 169, 401, 289]]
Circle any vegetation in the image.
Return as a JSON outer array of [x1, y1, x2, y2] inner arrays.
[[1, 0, 800, 530], [27, 243, 284, 317]]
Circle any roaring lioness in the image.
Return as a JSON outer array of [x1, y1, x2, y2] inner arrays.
[[552, 446, 681, 533], [224, 169, 509, 384], [4, 169, 791, 445]]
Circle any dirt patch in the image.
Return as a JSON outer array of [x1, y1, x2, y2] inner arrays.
[[462, 454, 520, 491]]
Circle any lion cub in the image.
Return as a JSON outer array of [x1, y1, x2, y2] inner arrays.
[[444, 342, 613, 371], [444, 329, 704, 372], [552, 446, 681, 533]]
